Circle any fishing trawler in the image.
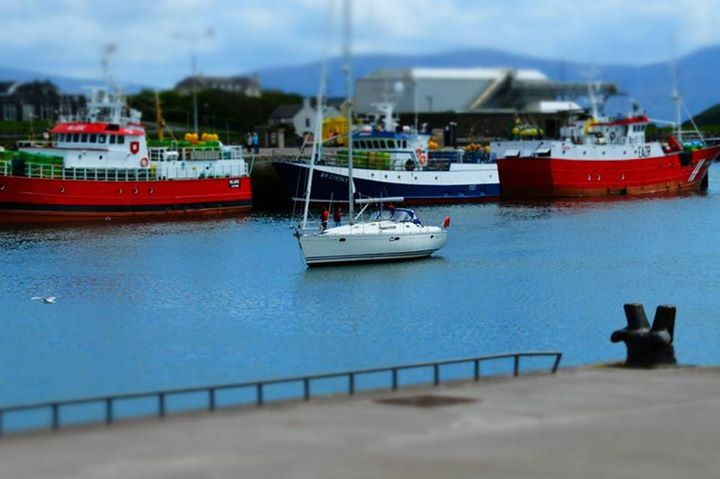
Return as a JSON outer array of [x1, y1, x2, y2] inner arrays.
[[495, 85, 720, 197], [273, 102, 498, 204], [0, 88, 251, 224]]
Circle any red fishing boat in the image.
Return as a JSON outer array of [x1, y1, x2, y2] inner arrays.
[[495, 93, 720, 198], [0, 88, 252, 224]]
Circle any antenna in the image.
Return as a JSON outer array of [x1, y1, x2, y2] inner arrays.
[[174, 28, 214, 134], [669, 36, 682, 142], [101, 43, 118, 91]]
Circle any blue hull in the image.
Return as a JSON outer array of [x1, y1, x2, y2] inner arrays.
[[273, 161, 500, 204]]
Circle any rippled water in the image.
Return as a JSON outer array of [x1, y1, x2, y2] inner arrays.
[[3, 166, 720, 408]]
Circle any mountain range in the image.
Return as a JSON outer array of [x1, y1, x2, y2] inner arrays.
[[250, 46, 720, 122], [3, 46, 720, 121]]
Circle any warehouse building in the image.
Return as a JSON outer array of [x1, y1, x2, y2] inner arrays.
[[355, 68, 618, 141]]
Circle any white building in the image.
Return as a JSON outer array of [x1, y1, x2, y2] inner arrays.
[[269, 97, 342, 137], [355, 68, 604, 115]]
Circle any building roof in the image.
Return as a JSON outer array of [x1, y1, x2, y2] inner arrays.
[[0, 81, 19, 95], [175, 75, 259, 91], [269, 104, 303, 120], [365, 67, 549, 82]]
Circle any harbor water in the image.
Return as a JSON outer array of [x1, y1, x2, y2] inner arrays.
[[3, 165, 720, 415]]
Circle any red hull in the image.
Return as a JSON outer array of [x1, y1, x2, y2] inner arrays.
[[0, 175, 252, 224], [497, 146, 720, 198]]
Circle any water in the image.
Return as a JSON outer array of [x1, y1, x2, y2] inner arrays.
[[4, 165, 720, 412]]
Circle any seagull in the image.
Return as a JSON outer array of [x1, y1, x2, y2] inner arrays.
[[32, 296, 57, 304]]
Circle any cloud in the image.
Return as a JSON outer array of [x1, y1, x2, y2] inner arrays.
[[0, 0, 718, 88]]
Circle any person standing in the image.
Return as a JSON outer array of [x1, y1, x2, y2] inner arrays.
[[320, 207, 329, 231], [333, 207, 343, 227], [245, 132, 252, 153], [251, 132, 259, 154]]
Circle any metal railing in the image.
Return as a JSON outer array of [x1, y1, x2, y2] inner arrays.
[[0, 351, 561, 436], [0, 162, 248, 181], [281, 150, 494, 173]]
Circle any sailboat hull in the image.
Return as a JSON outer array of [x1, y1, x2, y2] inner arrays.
[[298, 227, 447, 265]]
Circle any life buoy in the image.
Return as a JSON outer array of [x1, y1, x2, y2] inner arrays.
[[130, 141, 140, 155], [140, 157, 149, 167]]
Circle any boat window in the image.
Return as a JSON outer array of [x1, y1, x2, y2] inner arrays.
[[361, 141, 368, 149], [81, 134, 88, 143], [117, 135, 125, 144], [109, 135, 116, 144], [401, 140, 407, 148], [98, 134, 106, 144], [353, 141, 359, 149], [89, 134, 97, 143], [390, 209, 418, 223], [73, 133, 80, 142], [372, 140, 381, 149], [387, 140, 396, 149]]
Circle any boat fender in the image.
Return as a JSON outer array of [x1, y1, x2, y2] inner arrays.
[[443, 215, 451, 229], [415, 147, 428, 166], [140, 157, 149, 167]]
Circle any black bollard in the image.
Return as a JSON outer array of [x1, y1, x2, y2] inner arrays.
[[610, 303, 677, 368]]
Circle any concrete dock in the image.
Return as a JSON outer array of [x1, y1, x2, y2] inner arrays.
[[3, 366, 720, 478]]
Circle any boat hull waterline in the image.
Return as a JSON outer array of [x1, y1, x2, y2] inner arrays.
[[274, 161, 499, 204], [0, 176, 252, 224], [298, 223, 448, 265], [497, 146, 720, 198]]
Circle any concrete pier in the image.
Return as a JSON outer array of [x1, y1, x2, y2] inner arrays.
[[3, 366, 720, 478]]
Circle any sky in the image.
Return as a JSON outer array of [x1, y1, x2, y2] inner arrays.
[[2, 0, 720, 88]]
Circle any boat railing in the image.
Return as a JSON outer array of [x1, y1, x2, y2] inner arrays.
[[282, 151, 492, 172], [0, 351, 562, 436], [21, 163, 155, 181], [0, 161, 249, 181]]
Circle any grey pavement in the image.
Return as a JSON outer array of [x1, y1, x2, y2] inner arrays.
[[2, 366, 720, 479]]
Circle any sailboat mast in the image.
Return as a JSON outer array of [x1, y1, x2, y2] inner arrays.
[[301, 55, 328, 229], [344, 0, 354, 223]]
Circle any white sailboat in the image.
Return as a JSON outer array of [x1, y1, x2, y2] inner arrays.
[[294, 0, 449, 266]]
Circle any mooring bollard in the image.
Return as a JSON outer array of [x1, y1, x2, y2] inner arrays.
[[610, 303, 677, 367]]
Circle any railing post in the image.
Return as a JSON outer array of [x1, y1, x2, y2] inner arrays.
[[391, 368, 398, 390], [348, 373, 355, 396], [106, 398, 113, 424], [51, 404, 60, 431], [158, 393, 166, 418], [552, 353, 562, 373], [513, 355, 520, 377], [303, 378, 310, 401], [474, 360, 480, 381], [433, 364, 440, 386], [209, 388, 216, 411], [257, 383, 264, 406]]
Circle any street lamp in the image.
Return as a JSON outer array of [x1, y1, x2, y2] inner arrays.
[[174, 28, 214, 134]]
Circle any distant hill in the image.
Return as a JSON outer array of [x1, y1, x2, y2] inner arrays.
[[249, 45, 720, 122], [4, 45, 720, 122], [0, 65, 146, 94], [690, 103, 720, 127]]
